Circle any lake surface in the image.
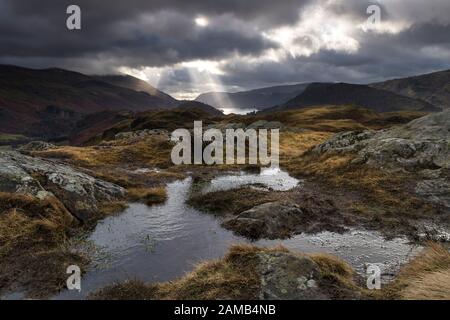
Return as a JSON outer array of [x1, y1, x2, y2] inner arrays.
[[220, 107, 258, 115], [53, 168, 421, 299]]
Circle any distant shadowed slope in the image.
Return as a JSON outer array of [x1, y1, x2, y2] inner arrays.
[[176, 100, 223, 116], [94, 74, 178, 108], [195, 83, 309, 110], [263, 83, 439, 113], [371, 69, 450, 110], [0, 65, 175, 137]]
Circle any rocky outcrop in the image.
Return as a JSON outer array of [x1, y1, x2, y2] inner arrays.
[[89, 245, 360, 300], [219, 191, 348, 240], [18, 141, 57, 153], [0, 151, 125, 221], [222, 201, 303, 240], [257, 251, 326, 300], [415, 176, 450, 209], [115, 129, 169, 141], [311, 110, 450, 208], [311, 130, 375, 155], [312, 110, 449, 170]]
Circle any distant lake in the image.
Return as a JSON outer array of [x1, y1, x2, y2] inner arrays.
[[220, 107, 258, 115]]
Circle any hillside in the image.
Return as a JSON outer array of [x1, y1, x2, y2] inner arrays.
[[263, 83, 439, 113], [195, 83, 309, 110], [176, 100, 223, 116], [0, 65, 175, 138], [94, 74, 178, 108], [371, 69, 450, 110]]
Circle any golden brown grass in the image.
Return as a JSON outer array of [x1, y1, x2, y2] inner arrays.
[[383, 243, 450, 300], [97, 201, 129, 217], [187, 187, 284, 216], [0, 192, 88, 298], [283, 152, 354, 177], [90, 244, 263, 300], [127, 186, 167, 206], [90, 244, 362, 300], [0, 193, 74, 256], [34, 135, 173, 169], [310, 253, 355, 280], [279, 131, 332, 161], [224, 106, 425, 132], [309, 253, 360, 298], [284, 148, 434, 223]]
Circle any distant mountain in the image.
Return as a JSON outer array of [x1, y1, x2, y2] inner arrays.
[[195, 83, 309, 110], [94, 74, 178, 107], [263, 83, 439, 113], [371, 69, 450, 110], [0, 65, 176, 138], [176, 100, 224, 116]]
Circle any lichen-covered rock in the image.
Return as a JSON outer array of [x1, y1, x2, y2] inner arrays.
[[415, 178, 450, 209], [257, 252, 327, 300], [310, 110, 450, 208], [312, 130, 374, 154], [0, 151, 125, 221], [18, 141, 57, 153], [115, 129, 169, 141], [312, 110, 450, 170]]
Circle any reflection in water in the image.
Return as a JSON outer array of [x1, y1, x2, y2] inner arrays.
[[54, 170, 420, 299], [203, 167, 300, 192], [221, 107, 257, 115]]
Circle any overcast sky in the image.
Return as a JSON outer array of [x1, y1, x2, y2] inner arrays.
[[1, 0, 449, 99]]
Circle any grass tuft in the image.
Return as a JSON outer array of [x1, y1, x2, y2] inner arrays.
[[383, 243, 450, 300], [127, 186, 167, 206]]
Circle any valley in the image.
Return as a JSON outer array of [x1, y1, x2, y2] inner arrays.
[[0, 66, 449, 300]]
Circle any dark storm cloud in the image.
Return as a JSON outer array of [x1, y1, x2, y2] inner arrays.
[[214, 19, 450, 91], [0, 0, 449, 94], [0, 0, 310, 71], [7, 0, 310, 25]]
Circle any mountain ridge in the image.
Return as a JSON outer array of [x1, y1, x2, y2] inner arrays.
[[371, 69, 450, 110], [195, 83, 309, 110], [94, 74, 178, 108], [262, 82, 439, 114], [0, 65, 177, 137]]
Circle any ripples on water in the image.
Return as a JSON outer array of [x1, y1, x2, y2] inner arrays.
[[54, 169, 420, 299], [203, 167, 300, 192]]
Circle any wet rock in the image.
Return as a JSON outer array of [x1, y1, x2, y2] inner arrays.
[[219, 190, 348, 240], [257, 252, 328, 300], [291, 190, 349, 234], [0, 151, 125, 221], [415, 222, 450, 242], [222, 201, 303, 240]]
